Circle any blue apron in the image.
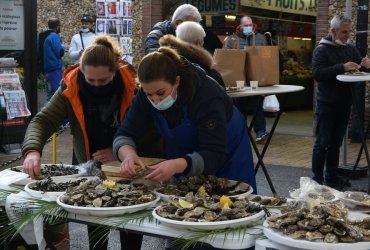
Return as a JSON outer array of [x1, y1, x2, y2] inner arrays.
[[153, 106, 257, 192]]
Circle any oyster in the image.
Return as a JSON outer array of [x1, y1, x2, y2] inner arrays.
[[288, 230, 307, 239], [324, 233, 338, 243], [306, 231, 324, 241]]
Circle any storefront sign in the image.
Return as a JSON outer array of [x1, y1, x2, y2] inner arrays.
[[0, 0, 24, 50], [186, 0, 239, 13], [241, 0, 316, 16]]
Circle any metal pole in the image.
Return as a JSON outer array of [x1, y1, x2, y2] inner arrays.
[[341, 0, 351, 167], [52, 133, 57, 164]]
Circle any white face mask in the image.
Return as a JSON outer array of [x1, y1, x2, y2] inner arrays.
[[335, 39, 349, 46], [80, 28, 90, 33], [148, 86, 177, 111]]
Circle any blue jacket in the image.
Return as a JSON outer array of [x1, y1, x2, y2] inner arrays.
[[43, 32, 64, 73], [227, 32, 266, 49]]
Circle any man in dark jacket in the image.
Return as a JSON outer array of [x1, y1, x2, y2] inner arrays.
[[312, 15, 370, 188], [144, 4, 201, 55]]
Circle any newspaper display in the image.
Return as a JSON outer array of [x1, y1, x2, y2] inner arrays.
[[96, 0, 133, 58], [3, 90, 31, 119], [0, 57, 30, 120], [0, 74, 22, 91]]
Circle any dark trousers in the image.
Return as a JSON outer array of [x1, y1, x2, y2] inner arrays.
[[312, 102, 351, 183], [88, 225, 143, 250], [234, 96, 266, 133]]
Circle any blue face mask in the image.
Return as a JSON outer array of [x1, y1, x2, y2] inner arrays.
[[149, 87, 177, 111], [80, 28, 90, 33], [242, 26, 253, 36]]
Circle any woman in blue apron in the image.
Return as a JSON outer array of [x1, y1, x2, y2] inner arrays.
[[113, 47, 256, 192]]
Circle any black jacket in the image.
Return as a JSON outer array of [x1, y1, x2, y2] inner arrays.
[[312, 35, 364, 106], [144, 20, 175, 55], [159, 34, 225, 88], [113, 63, 233, 176]]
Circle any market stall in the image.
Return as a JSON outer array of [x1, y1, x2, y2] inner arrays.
[[1, 162, 370, 250]]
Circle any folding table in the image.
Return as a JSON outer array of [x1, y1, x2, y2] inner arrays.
[[336, 74, 370, 193], [228, 85, 305, 194]]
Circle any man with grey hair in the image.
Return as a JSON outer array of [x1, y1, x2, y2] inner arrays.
[[312, 15, 370, 188], [176, 21, 205, 46], [144, 4, 201, 54]]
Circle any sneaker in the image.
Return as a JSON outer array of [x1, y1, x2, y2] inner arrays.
[[325, 177, 351, 189], [256, 130, 269, 143]]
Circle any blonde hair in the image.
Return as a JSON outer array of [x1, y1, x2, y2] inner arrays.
[[80, 34, 122, 73], [176, 21, 205, 45]]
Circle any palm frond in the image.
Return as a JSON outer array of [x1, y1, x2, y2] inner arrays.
[[0, 187, 23, 201], [170, 222, 263, 250]]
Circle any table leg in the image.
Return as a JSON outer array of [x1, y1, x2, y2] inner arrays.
[[345, 86, 370, 193], [247, 95, 277, 194]]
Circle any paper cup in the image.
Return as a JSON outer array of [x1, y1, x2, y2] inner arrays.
[[236, 81, 245, 88], [250, 81, 258, 90]]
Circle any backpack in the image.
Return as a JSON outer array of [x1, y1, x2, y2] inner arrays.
[[37, 29, 53, 74]]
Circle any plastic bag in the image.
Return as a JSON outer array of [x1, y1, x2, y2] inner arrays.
[[289, 177, 342, 206], [263, 95, 280, 112]]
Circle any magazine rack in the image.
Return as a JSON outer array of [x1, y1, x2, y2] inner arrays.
[[0, 58, 28, 147]]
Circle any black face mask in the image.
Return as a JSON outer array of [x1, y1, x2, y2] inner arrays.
[[84, 80, 116, 97]]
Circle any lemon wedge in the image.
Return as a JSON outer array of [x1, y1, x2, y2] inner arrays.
[[102, 179, 116, 188], [178, 199, 193, 208], [220, 195, 233, 207], [198, 186, 208, 195]]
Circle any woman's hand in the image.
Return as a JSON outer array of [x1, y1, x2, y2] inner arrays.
[[92, 147, 115, 164], [145, 158, 187, 182], [118, 145, 144, 177], [23, 151, 41, 179]]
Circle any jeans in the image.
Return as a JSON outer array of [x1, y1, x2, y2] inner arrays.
[[312, 102, 351, 183], [235, 96, 266, 133], [44, 69, 62, 101]]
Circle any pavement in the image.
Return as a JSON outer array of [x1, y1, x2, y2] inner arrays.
[[1, 109, 369, 249]]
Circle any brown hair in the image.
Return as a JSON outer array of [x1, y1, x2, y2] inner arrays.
[[138, 47, 196, 100], [80, 34, 122, 72]]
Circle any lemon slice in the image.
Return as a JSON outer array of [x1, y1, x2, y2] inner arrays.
[[220, 195, 233, 207], [102, 179, 116, 188], [178, 199, 193, 208], [198, 186, 208, 195]]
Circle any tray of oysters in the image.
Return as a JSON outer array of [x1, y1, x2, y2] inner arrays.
[[263, 204, 370, 249], [340, 191, 370, 208], [57, 179, 159, 216], [152, 190, 265, 231], [25, 177, 94, 201], [9, 164, 87, 186], [154, 175, 252, 202]]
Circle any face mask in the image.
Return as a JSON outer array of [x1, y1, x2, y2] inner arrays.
[[335, 39, 348, 46], [149, 87, 177, 111], [80, 28, 90, 33], [242, 26, 253, 36]]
